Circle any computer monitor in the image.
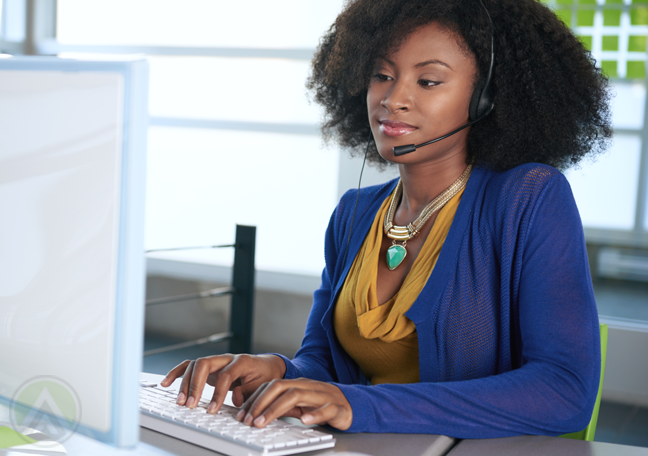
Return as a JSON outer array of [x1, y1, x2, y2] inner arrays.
[[0, 56, 148, 448]]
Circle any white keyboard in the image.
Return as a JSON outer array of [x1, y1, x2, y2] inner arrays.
[[139, 385, 336, 456]]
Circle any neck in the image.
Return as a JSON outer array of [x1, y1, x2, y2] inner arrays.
[[397, 152, 469, 215]]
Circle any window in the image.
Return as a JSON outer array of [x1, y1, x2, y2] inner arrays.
[[564, 83, 646, 233], [0, 0, 4, 40], [0, 0, 27, 50], [52, 0, 347, 276], [546, 0, 648, 78]]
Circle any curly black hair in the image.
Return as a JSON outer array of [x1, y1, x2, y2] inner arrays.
[[307, 0, 613, 171]]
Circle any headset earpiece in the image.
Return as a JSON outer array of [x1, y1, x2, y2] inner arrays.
[[469, 78, 494, 121], [469, 0, 495, 122]]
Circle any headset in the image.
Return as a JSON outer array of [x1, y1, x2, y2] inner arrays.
[[468, 0, 495, 122], [343, 0, 495, 263], [393, 0, 495, 156]]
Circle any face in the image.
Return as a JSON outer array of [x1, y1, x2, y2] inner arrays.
[[367, 22, 478, 165]]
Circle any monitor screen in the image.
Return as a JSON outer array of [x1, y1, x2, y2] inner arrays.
[[0, 56, 148, 448]]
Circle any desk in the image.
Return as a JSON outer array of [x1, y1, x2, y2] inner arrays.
[[20, 417, 453, 456], [448, 435, 648, 456], [138, 427, 454, 456]]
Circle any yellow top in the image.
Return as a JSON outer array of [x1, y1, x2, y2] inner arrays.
[[333, 184, 465, 385]]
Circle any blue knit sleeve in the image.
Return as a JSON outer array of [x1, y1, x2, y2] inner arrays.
[[334, 172, 601, 438]]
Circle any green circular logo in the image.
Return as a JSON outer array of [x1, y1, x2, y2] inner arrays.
[[10, 376, 81, 444]]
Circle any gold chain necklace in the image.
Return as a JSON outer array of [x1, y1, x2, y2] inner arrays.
[[383, 164, 472, 270]]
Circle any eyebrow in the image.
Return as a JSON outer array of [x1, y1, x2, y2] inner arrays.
[[414, 59, 453, 70], [382, 57, 453, 71]]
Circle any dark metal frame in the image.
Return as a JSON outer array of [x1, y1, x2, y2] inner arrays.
[[143, 225, 256, 357]]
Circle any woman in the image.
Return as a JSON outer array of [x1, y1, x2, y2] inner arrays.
[[162, 0, 612, 438]]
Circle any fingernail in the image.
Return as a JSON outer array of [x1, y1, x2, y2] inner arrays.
[[254, 415, 265, 426], [301, 414, 313, 424], [186, 396, 195, 408], [244, 414, 253, 426], [236, 410, 245, 421], [176, 392, 186, 405], [208, 402, 216, 414]]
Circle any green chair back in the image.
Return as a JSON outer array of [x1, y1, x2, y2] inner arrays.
[[560, 323, 608, 442]]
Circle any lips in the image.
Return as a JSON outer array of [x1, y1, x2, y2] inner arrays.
[[379, 119, 417, 137]]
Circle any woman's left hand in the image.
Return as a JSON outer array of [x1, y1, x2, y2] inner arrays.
[[235, 378, 353, 431]]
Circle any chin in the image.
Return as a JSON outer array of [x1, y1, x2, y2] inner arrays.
[[375, 144, 397, 163]]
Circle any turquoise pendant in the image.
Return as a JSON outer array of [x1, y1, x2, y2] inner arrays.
[[386, 244, 407, 270]]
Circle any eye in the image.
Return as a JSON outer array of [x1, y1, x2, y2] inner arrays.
[[418, 79, 440, 88], [373, 73, 392, 82]]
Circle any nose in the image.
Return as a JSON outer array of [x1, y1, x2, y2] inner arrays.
[[380, 79, 412, 113]]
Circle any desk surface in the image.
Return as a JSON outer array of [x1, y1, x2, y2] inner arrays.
[[448, 436, 648, 456], [139, 426, 454, 456]]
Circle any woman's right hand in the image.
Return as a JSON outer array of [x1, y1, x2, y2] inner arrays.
[[160, 354, 287, 414]]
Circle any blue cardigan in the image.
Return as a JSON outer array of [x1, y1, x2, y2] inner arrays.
[[277, 163, 601, 438]]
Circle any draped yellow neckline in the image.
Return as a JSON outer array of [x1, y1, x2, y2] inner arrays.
[[337, 182, 466, 344]]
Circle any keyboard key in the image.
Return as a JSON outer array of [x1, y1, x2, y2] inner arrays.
[[282, 430, 310, 445], [140, 386, 335, 455]]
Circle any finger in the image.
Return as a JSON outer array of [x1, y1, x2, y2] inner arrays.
[[303, 394, 352, 431], [238, 378, 324, 419], [300, 402, 337, 425], [249, 388, 331, 428], [176, 360, 196, 405], [237, 383, 261, 406], [185, 357, 214, 409], [207, 356, 246, 414], [277, 406, 304, 419], [232, 386, 246, 407], [235, 381, 271, 421], [161, 360, 191, 387], [238, 380, 305, 422]]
